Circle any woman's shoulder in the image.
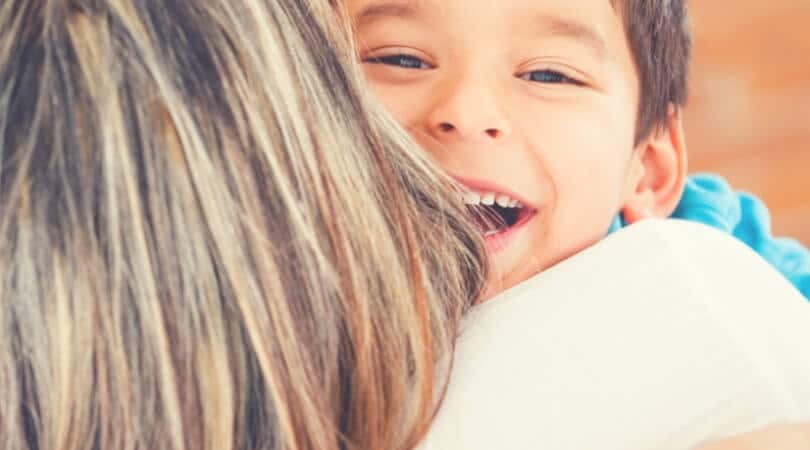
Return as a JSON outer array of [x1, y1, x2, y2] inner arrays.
[[424, 219, 810, 450], [474, 218, 808, 327]]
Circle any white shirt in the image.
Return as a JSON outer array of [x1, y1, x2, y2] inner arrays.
[[421, 220, 810, 450]]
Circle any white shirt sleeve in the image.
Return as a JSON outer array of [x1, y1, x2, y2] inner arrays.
[[420, 219, 810, 450]]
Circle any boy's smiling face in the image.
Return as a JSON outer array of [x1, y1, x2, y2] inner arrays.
[[348, 0, 659, 296]]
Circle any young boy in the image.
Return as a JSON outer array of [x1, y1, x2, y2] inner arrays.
[[346, 0, 810, 299]]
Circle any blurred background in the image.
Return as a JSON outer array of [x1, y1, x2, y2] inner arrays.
[[685, 1, 810, 245]]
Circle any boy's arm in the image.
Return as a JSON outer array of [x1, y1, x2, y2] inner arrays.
[[672, 173, 810, 299]]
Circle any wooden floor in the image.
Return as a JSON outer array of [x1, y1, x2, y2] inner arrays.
[[685, 1, 810, 245]]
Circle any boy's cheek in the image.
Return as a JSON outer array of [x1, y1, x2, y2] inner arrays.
[[524, 100, 635, 148], [365, 82, 433, 130], [544, 151, 627, 235], [363, 82, 404, 116]]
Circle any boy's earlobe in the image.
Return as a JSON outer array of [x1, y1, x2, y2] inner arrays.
[[622, 105, 688, 224]]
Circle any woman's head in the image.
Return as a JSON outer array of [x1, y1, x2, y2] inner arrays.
[[0, 1, 485, 449]]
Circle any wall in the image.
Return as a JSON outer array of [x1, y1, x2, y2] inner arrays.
[[685, 1, 810, 244]]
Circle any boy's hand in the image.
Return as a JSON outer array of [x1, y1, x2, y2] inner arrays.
[[695, 422, 810, 450]]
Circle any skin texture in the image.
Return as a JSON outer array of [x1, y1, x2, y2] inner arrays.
[[347, 0, 687, 298], [695, 423, 810, 450]]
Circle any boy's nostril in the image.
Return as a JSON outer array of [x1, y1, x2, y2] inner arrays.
[[439, 123, 455, 133], [437, 123, 502, 138]]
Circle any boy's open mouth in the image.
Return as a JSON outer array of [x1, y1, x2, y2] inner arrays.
[[462, 190, 535, 237]]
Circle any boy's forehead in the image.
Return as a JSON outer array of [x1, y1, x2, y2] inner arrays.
[[349, 0, 617, 26], [349, 0, 620, 60]]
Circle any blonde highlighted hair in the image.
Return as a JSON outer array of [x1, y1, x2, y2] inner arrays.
[[0, 1, 486, 449]]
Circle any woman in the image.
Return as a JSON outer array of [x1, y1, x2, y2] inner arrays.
[[0, 1, 485, 449]]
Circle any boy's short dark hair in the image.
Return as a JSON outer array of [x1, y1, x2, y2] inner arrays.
[[618, 0, 691, 143]]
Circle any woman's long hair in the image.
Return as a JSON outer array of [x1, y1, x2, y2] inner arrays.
[[0, 1, 486, 449]]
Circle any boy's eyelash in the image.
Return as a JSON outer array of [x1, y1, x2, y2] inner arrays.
[[519, 70, 584, 86], [363, 55, 584, 86], [363, 54, 433, 70]]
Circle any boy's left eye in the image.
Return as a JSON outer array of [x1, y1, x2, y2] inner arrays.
[[363, 54, 433, 70], [519, 70, 582, 86]]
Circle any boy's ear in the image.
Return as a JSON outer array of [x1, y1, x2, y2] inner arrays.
[[622, 105, 688, 224]]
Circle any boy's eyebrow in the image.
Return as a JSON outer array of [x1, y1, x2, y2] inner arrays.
[[353, 0, 424, 27], [532, 14, 608, 59]]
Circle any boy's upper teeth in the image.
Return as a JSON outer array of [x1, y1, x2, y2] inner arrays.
[[463, 191, 481, 204], [462, 190, 522, 208]]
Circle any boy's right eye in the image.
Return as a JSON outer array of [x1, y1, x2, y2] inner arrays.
[[363, 54, 433, 70]]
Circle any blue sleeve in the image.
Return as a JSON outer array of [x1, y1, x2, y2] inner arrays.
[[672, 174, 810, 300]]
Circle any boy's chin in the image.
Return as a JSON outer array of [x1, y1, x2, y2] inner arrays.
[[478, 282, 502, 303], [479, 242, 591, 302], [479, 257, 545, 303]]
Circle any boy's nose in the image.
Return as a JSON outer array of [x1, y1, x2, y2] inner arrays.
[[425, 76, 512, 143]]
